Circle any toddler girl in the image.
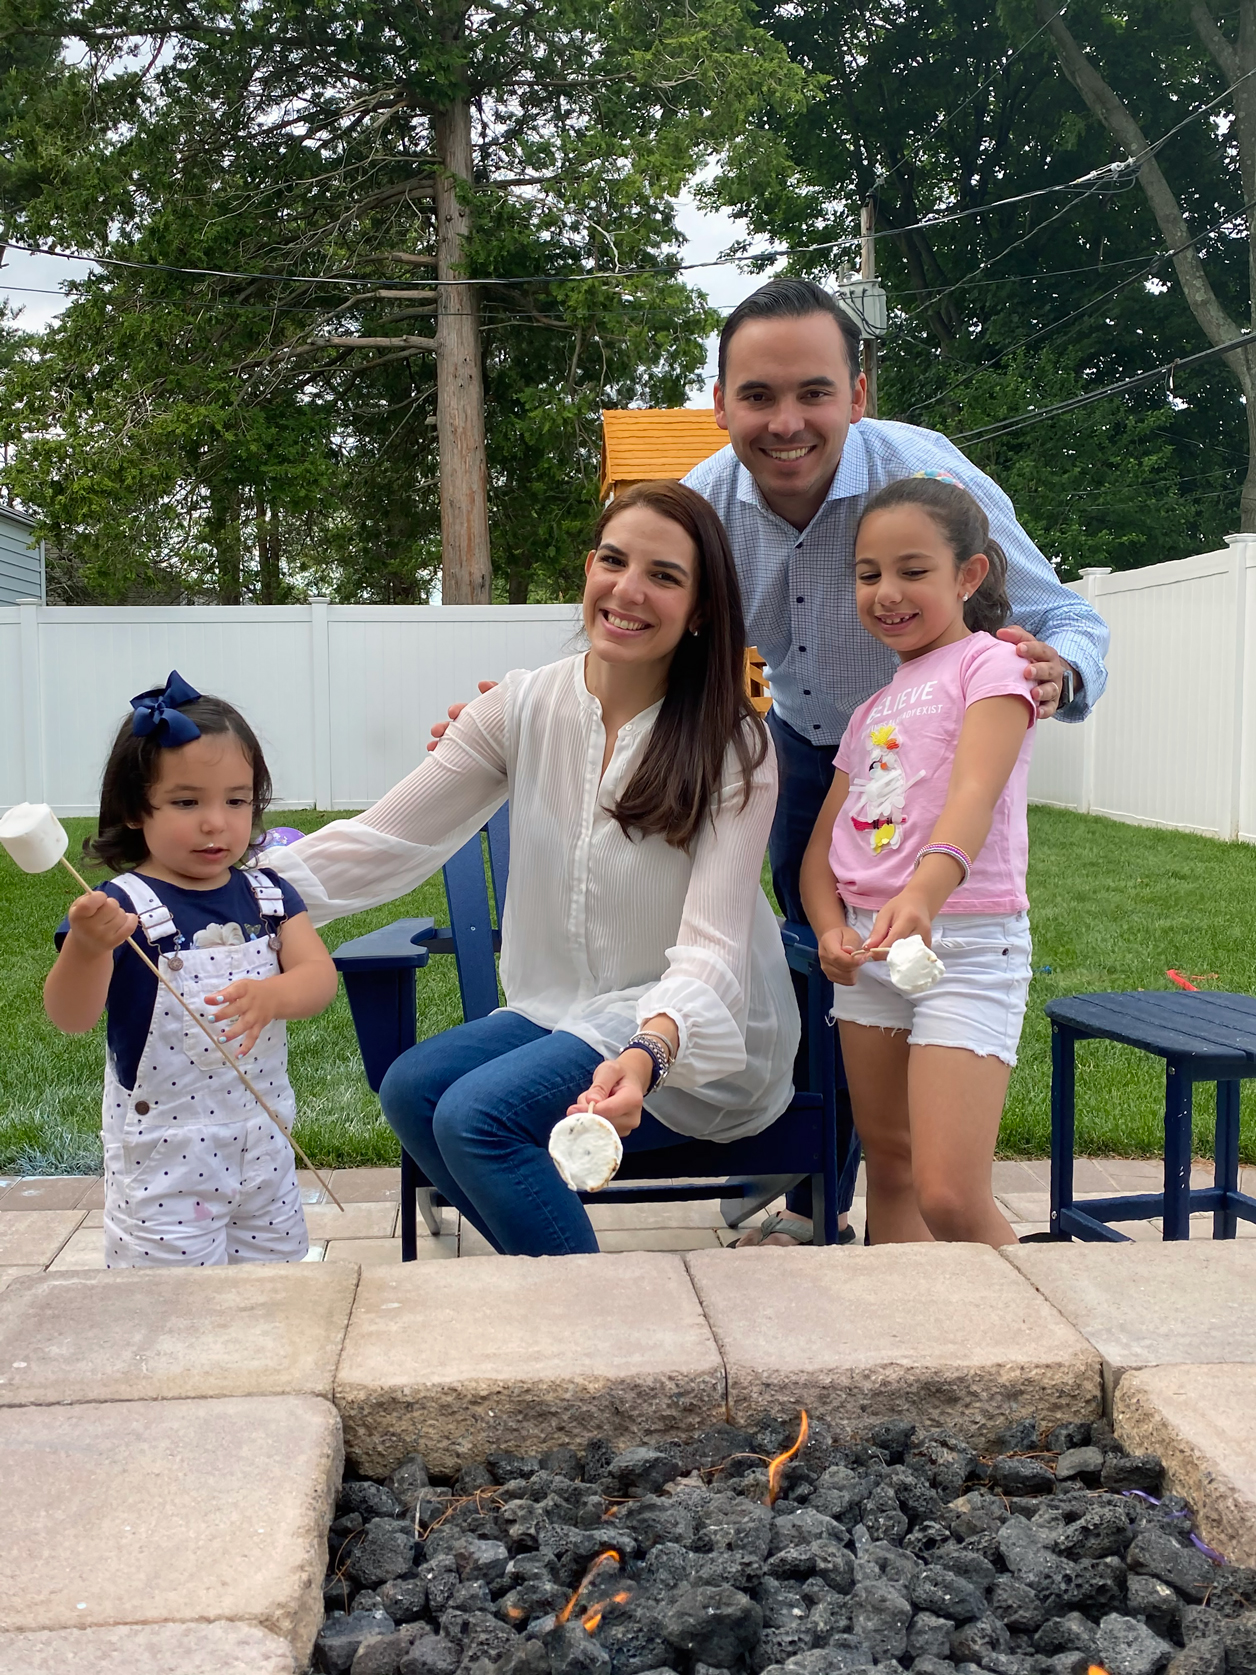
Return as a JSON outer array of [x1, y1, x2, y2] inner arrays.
[[801, 475, 1039, 1247], [44, 672, 338, 1266]]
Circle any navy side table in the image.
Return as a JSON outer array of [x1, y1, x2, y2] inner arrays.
[[1045, 991, 1256, 1241]]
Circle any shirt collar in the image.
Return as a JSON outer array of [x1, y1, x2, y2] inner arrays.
[[733, 419, 871, 525], [576, 655, 664, 732]]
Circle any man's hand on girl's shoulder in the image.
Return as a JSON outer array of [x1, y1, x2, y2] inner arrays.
[[996, 625, 1077, 720], [426, 680, 499, 751], [66, 890, 138, 956]]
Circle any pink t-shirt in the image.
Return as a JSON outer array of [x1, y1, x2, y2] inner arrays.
[[830, 633, 1037, 915]]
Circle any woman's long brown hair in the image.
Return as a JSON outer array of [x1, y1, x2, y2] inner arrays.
[[593, 480, 768, 850]]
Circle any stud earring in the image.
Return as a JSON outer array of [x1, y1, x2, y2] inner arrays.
[[962, 593, 970, 601]]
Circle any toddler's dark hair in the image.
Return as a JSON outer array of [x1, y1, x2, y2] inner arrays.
[[859, 476, 1012, 635], [86, 692, 273, 871]]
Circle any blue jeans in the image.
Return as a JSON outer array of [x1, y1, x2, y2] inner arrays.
[[379, 1010, 690, 1257], [767, 707, 861, 1221]]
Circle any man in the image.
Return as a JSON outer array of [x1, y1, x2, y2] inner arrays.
[[684, 277, 1108, 1246], [432, 276, 1110, 1246]]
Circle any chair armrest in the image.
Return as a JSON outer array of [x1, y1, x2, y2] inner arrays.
[[332, 918, 436, 973], [779, 920, 820, 977]]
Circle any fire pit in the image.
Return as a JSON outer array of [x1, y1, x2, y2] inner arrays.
[[312, 1415, 1256, 1675]]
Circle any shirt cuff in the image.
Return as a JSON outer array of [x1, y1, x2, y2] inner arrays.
[[1048, 632, 1107, 722]]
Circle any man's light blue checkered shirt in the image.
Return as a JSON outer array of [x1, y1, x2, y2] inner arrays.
[[684, 418, 1110, 749]]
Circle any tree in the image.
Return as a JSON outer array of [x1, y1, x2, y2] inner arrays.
[[1035, 0, 1256, 529], [709, 0, 1247, 570], [2, 0, 804, 603]]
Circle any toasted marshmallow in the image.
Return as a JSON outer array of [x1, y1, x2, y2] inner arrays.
[[886, 934, 945, 996], [548, 1112, 623, 1193]]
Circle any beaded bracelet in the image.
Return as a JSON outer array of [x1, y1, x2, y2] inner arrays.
[[625, 1031, 674, 1092], [914, 842, 972, 886]]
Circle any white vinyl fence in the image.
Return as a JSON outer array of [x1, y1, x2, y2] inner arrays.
[[0, 600, 581, 815], [1030, 535, 1256, 842], [4, 537, 1256, 839]]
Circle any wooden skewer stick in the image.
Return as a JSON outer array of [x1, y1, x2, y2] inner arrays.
[[59, 855, 345, 1212]]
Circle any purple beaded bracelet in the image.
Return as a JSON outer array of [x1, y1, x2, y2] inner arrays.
[[914, 842, 972, 886]]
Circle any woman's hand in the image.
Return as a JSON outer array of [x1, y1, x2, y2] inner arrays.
[[860, 887, 934, 957], [567, 1048, 653, 1137], [207, 977, 281, 1056], [817, 925, 868, 986], [65, 890, 138, 957]]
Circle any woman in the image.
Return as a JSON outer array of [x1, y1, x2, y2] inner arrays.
[[269, 481, 798, 1256]]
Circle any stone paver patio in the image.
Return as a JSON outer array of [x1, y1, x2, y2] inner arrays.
[[3, 1157, 1251, 1270]]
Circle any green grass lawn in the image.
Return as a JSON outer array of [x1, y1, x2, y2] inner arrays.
[[3, 805, 1256, 1172]]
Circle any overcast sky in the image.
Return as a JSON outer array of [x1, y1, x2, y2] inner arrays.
[[1, 194, 772, 403]]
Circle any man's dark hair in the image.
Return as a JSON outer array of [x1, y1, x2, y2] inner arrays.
[[718, 278, 863, 392]]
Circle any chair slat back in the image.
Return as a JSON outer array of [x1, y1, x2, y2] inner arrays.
[[441, 804, 509, 1022]]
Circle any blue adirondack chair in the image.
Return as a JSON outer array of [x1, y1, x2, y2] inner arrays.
[[331, 805, 848, 1252]]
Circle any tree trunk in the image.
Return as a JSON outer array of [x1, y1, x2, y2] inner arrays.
[[508, 562, 530, 604], [209, 480, 242, 604], [434, 98, 492, 603], [256, 495, 280, 604], [1037, 0, 1256, 528]]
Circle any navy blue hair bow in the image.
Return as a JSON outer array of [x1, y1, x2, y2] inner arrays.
[[131, 670, 204, 746]]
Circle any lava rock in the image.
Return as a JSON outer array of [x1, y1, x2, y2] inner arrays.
[[318, 1611, 400, 1675], [1097, 1613, 1176, 1675], [606, 1447, 683, 1498], [447, 1581, 494, 1616], [1127, 1529, 1218, 1602], [933, 1547, 998, 1591], [996, 1420, 1041, 1455], [849, 1579, 911, 1661], [615, 1497, 694, 1552], [347, 1520, 420, 1589], [1055, 1449, 1104, 1487], [501, 1501, 547, 1555], [487, 1452, 541, 1485], [811, 1542, 855, 1596], [598, 1600, 679, 1675], [456, 1540, 511, 1585], [990, 1579, 1047, 1634], [663, 1584, 763, 1667], [911, 1659, 958, 1675], [807, 1589, 855, 1644], [1167, 1644, 1227, 1675], [1046, 1424, 1093, 1454], [351, 1634, 412, 1675], [341, 1482, 405, 1522], [949, 1616, 1012, 1664], [771, 1510, 847, 1554], [862, 1484, 908, 1546], [420, 1555, 462, 1617], [909, 1615, 957, 1660], [377, 1577, 428, 1624], [947, 1493, 1007, 1541], [783, 1642, 876, 1675], [1068, 1556, 1129, 1617], [994, 1459, 1057, 1497], [1128, 1575, 1183, 1640], [912, 1566, 986, 1623], [1033, 1613, 1100, 1659], [757, 1578, 811, 1632], [1223, 1612, 1256, 1675], [387, 1456, 432, 1512], [1201, 1569, 1256, 1620], [1102, 1456, 1165, 1495], [701, 1496, 775, 1560], [768, 1547, 822, 1581], [906, 1522, 954, 1559], [1056, 1503, 1131, 1561], [353, 1591, 387, 1615], [498, 1581, 570, 1627], [548, 1623, 613, 1675], [753, 1626, 814, 1672], [692, 1551, 764, 1593], [869, 1421, 917, 1463], [454, 1463, 496, 1496]]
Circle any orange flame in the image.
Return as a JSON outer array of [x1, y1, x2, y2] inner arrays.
[[556, 1550, 621, 1626], [582, 1589, 633, 1633], [1087, 1667, 1110, 1675], [765, 1410, 809, 1506]]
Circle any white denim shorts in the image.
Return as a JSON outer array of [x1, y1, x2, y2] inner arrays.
[[828, 908, 1033, 1066]]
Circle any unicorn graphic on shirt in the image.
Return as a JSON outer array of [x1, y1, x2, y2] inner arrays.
[[849, 722, 926, 855]]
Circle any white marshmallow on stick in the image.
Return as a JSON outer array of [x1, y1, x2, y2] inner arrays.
[[0, 801, 343, 1211], [886, 934, 946, 996], [549, 1111, 624, 1193]]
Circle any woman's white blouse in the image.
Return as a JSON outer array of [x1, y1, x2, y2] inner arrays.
[[268, 656, 799, 1140]]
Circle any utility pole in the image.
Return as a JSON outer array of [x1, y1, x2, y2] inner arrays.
[[434, 98, 492, 604], [860, 198, 878, 418]]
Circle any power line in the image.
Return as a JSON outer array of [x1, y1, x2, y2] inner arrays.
[[951, 329, 1256, 445]]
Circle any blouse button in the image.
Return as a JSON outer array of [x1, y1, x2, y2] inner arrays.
[[134, 1101, 151, 1115]]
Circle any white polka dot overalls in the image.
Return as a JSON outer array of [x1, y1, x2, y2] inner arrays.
[[100, 871, 309, 1267]]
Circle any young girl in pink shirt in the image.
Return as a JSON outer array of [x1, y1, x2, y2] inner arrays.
[[801, 474, 1037, 1247]]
